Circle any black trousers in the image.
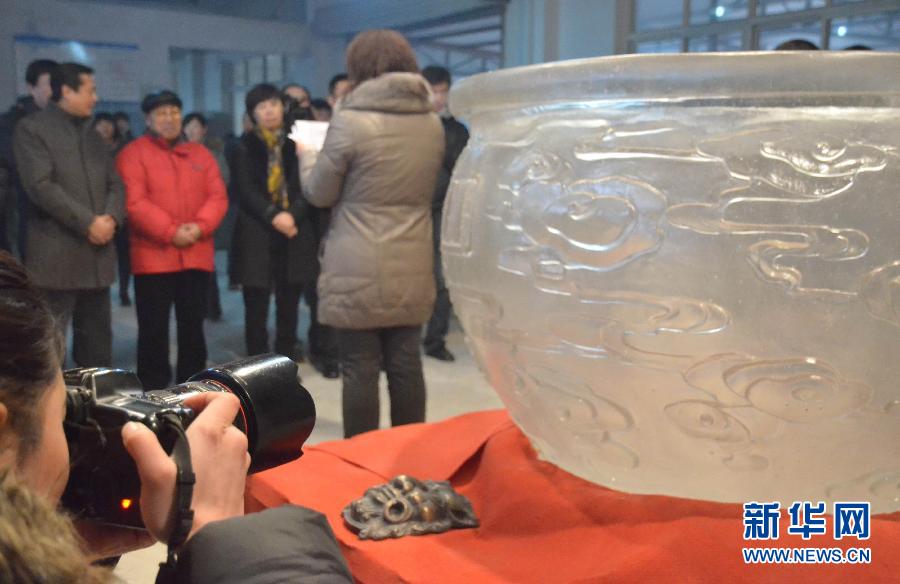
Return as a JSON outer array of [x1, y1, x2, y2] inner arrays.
[[338, 326, 426, 438], [0, 194, 10, 253], [42, 287, 112, 367], [207, 270, 222, 318], [304, 284, 338, 366], [16, 187, 27, 260], [114, 225, 131, 302], [243, 281, 304, 359], [134, 270, 209, 390], [424, 208, 452, 352]]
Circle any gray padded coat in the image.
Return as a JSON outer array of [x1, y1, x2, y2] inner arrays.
[[14, 102, 124, 289], [301, 72, 444, 329]]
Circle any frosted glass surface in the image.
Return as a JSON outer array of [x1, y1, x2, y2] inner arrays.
[[444, 52, 900, 512]]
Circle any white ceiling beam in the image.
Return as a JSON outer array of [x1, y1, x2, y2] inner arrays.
[[310, 0, 503, 35]]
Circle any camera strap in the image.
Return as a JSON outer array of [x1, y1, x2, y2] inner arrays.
[[156, 413, 195, 584]]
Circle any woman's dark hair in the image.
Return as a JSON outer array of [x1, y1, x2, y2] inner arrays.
[[91, 112, 121, 145], [346, 30, 419, 87], [245, 83, 282, 120], [91, 112, 114, 127], [25, 59, 58, 87], [282, 83, 310, 98], [774, 38, 819, 51], [51, 62, 94, 102], [0, 252, 63, 461], [327, 74, 347, 97], [422, 65, 451, 87], [183, 112, 208, 128], [310, 98, 332, 115]]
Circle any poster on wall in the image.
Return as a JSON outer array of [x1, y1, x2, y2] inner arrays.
[[14, 35, 140, 102]]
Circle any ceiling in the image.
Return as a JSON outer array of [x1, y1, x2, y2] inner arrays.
[[69, 0, 507, 75], [305, 1, 505, 76], [308, 0, 504, 35], [71, 0, 310, 22], [69, 0, 507, 74], [67, 0, 507, 33]]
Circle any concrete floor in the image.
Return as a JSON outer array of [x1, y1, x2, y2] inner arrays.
[[109, 254, 501, 582]]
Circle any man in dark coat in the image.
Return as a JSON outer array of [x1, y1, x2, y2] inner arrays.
[[421, 65, 470, 362], [13, 62, 124, 367], [0, 59, 58, 256]]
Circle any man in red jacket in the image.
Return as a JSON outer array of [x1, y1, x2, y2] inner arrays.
[[117, 91, 228, 389]]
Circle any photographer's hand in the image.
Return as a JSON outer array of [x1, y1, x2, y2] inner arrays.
[[122, 393, 251, 544]]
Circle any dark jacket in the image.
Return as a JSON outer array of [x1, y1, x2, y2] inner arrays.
[[0, 96, 40, 252], [300, 72, 444, 329], [172, 505, 353, 583], [13, 102, 124, 289], [432, 116, 469, 213], [232, 130, 319, 288]]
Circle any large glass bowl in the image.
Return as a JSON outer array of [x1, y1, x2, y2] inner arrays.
[[444, 52, 900, 512]]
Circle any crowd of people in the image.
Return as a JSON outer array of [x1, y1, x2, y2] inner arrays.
[[0, 27, 468, 581], [0, 33, 468, 426]]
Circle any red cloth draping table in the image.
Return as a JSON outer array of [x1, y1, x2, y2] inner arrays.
[[245, 410, 900, 582]]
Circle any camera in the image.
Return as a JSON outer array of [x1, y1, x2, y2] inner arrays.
[[283, 94, 313, 127], [61, 354, 315, 528]]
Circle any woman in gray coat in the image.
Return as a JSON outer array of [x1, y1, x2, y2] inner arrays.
[[299, 30, 444, 438]]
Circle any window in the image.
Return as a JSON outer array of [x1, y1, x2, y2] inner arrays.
[[759, 20, 823, 50], [247, 57, 265, 85], [265, 54, 284, 83], [627, 0, 900, 53], [636, 38, 683, 53], [688, 31, 744, 51], [831, 10, 900, 50], [635, 0, 683, 32], [690, 0, 750, 25], [759, 0, 826, 16]]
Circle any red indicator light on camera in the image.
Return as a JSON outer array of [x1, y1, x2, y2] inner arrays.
[[120, 498, 133, 510]]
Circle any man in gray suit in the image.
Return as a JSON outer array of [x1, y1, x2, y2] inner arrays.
[[14, 62, 124, 366]]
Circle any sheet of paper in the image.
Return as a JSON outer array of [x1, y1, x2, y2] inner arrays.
[[289, 120, 329, 152]]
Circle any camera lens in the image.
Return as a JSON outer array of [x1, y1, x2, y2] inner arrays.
[[167, 354, 316, 472]]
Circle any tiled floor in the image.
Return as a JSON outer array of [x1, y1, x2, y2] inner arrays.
[[109, 254, 501, 582]]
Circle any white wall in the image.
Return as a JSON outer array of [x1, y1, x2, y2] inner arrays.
[[504, 0, 619, 68], [291, 34, 350, 99], [0, 0, 346, 109]]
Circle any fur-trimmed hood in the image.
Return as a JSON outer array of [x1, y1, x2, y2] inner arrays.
[[341, 72, 433, 115]]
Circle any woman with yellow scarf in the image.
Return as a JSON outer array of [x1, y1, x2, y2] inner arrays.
[[231, 84, 320, 365]]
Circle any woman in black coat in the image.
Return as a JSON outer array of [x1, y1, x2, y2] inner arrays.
[[232, 84, 318, 361]]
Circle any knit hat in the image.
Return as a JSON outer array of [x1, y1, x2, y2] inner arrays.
[[141, 90, 182, 114]]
